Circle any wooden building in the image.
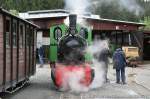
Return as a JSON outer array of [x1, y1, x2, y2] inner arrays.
[[19, 9, 145, 61]]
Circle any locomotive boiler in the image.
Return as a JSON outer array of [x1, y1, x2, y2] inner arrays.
[[50, 14, 94, 89]]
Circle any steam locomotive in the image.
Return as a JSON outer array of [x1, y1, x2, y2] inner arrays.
[[49, 14, 94, 89]]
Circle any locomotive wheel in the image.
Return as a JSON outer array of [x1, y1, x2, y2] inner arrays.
[[51, 69, 58, 88], [91, 69, 95, 83]]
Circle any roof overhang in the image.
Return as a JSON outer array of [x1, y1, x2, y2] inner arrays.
[[0, 8, 39, 28], [85, 17, 145, 27], [19, 9, 145, 27]]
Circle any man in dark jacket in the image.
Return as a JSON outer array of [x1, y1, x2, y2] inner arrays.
[[98, 48, 110, 82], [113, 48, 127, 84]]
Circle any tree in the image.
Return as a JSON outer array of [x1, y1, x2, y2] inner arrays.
[[143, 16, 150, 30], [0, 0, 150, 23], [0, 0, 64, 12], [9, 9, 19, 16], [95, 0, 141, 22]]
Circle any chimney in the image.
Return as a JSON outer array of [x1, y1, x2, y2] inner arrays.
[[69, 14, 77, 35]]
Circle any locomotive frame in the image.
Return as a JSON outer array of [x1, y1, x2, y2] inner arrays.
[[0, 8, 38, 93]]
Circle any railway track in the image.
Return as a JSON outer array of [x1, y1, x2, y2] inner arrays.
[[128, 67, 150, 96], [129, 81, 150, 96]]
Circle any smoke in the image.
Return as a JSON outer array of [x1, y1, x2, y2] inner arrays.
[[64, 15, 87, 27], [90, 60, 105, 89], [65, 0, 143, 16], [64, 0, 92, 27], [86, 40, 109, 89], [57, 40, 109, 92], [94, 0, 143, 16], [119, 0, 143, 16], [57, 66, 90, 92], [64, 0, 91, 15]]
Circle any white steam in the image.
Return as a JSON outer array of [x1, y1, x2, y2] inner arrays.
[[95, 0, 143, 16], [86, 40, 109, 89], [64, 0, 91, 27], [90, 60, 105, 89], [64, 16, 87, 27], [59, 68, 89, 92], [65, 0, 91, 15], [65, 0, 143, 16], [119, 0, 143, 15], [58, 40, 109, 92]]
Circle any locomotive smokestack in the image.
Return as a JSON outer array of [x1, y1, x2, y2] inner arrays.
[[69, 14, 77, 35], [69, 14, 77, 28]]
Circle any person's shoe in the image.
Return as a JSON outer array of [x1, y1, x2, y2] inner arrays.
[[122, 82, 127, 85], [116, 81, 120, 84], [106, 79, 110, 83]]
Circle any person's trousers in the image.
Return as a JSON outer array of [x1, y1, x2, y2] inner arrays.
[[104, 63, 108, 81], [116, 68, 125, 83], [38, 55, 44, 65]]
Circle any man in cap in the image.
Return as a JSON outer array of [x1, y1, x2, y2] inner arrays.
[[113, 48, 127, 84]]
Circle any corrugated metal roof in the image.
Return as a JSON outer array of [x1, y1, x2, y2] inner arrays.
[[19, 9, 69, 19], [28, 9, 69, 14], [19, 12, 68, 19], [85, 17, 145, 26], [19, 9, 145, 26]]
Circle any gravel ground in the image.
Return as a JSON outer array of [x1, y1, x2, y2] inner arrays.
[[1, 64, 150, 99]]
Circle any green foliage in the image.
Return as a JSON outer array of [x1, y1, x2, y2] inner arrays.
[[9, 10, 19, 16], [0, 0, 150, 24], [1, 0, 64, 12], [143, 16, 150, 30], [95, 0, 142, 22]]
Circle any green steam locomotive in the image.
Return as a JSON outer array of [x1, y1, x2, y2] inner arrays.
[[49, 18, 93, 67]]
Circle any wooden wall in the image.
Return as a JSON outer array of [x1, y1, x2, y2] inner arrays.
[[0, 14, 4, 88], [0, 10, 37, 92]]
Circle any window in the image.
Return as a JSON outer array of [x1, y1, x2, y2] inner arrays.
[[124, 33, 130, 45], [79, 28, 88, 39], [13, 21, 17, 47], [5, 19, 11, 47], [117, 32, 122, 45], [54, 27, 62, 40], [19, 24, 24, 48], [110, 32, 116, 44]]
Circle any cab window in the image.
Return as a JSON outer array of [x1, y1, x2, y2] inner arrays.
[[54, 27, 62, 40], [79, 28, 88, 39]]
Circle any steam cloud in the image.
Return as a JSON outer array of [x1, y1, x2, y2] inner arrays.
[[64, 0, 143, 16], [62, 0, 112, 93], [62, 0, 142, 93], [119, 0, 143, 15], [87, 40, 109, 89], [58, 40, 109, 92], [94, 0, 143, 16], [59, 68, 89, 92], [65, 0, 91, 14]]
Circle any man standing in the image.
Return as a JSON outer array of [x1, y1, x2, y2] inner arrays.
[[37, 42, 44, 67], [98, 48, 110, 82], [113, 48, 127, 84]]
